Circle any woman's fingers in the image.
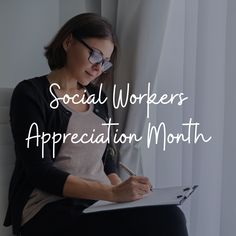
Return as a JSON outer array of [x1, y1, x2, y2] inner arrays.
[[112, 175, 153, 202], [128, 176, 152, 192], [138, 183, 151, 194], [129, 180, 151, 196], [130, 176, 149, 183]]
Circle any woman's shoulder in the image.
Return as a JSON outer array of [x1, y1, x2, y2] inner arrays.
[[14, 75, 48, 92], [11, 75, 50, 103]]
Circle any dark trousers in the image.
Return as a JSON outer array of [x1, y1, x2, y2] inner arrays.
[[20, 198, 188, 236]]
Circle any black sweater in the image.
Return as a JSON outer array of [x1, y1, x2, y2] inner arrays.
[[3, 75, 117, 235]]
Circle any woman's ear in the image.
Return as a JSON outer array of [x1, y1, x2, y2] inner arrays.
[[63, 34, 73, 52]]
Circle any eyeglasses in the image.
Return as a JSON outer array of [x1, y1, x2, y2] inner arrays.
[[77, 38, 113, 72]]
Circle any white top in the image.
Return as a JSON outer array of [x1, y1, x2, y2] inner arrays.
[[22, 91, 110, 225]]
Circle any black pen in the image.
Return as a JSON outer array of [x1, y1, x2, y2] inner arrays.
[[119, 162, 153, 191]]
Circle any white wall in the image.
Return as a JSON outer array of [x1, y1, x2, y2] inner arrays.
[[59, 0, 101, 25], [0, 0, 59, 88], [0, 1, 59, 235]]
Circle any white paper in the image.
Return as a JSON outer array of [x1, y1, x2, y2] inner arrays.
[[83, 185, 197, 213]]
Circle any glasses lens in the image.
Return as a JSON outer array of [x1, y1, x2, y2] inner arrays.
[[89, 51, 112, 72], [102, 61, 112, 72], [89, 51, 103, 64]]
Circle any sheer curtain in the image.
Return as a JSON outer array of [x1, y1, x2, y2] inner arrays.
[[58, 0, 235, 235]]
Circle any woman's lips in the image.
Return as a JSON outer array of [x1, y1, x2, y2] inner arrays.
[[85, 71, 95, 77]]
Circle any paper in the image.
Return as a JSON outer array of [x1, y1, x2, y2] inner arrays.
[[83, 185, 198, 213]]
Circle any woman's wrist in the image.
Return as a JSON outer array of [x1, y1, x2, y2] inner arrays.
[[107, 173, 122, 185], [63, 174, 117, 202]]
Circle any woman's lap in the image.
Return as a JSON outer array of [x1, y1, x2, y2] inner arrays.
[[20, 199, 188, 236]]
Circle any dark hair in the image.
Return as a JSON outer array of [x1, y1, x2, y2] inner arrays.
[[44, 13, 118, 84]]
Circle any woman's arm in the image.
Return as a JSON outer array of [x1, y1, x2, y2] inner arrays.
[[63, 174, 152, 202], [10, 81, 70, 196], [63, 175, 114, 201]]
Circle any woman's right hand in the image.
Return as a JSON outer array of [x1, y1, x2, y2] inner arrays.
[[111, 176, 152, 202]]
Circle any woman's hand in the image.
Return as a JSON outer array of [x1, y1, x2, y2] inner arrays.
[[111, 176, 152, 202], [63, 175, 151, 203]]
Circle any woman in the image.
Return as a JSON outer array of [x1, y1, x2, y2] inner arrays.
[[3, 13, 188, 236]]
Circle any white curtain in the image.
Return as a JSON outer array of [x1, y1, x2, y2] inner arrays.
[[113, 0, 171, 180], [58, 0, 235, 235]]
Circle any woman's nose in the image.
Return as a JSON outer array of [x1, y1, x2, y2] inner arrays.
[[92, 63, 103, 72]]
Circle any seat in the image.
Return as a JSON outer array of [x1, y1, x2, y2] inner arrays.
[[0, 88, 14, 236]]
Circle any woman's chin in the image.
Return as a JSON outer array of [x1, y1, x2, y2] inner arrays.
[[77, 79, 90, 87]]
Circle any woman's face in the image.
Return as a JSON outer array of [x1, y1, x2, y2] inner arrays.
[[64, 36, 114, 86]]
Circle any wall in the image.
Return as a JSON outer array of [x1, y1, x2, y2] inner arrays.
[[0, 0, 59, 88], [0, 1, 59, 235], [59, 0, 101, 25]]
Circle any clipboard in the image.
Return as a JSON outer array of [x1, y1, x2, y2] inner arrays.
[[83, 185, 198, 213]]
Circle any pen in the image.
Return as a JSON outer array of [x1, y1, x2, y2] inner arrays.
[[119, 162, 153, 191], [119, 162, 136, 176]]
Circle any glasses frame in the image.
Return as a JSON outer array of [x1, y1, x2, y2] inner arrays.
[[77, 38, 113, 72]]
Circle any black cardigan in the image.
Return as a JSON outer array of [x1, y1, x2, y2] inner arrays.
[[3, 75, 117, 235]]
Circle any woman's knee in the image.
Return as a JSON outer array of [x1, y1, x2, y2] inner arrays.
[[129, 206, 188, 235], [142, 205, 187, 231], [162, 206, 186, 224]]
